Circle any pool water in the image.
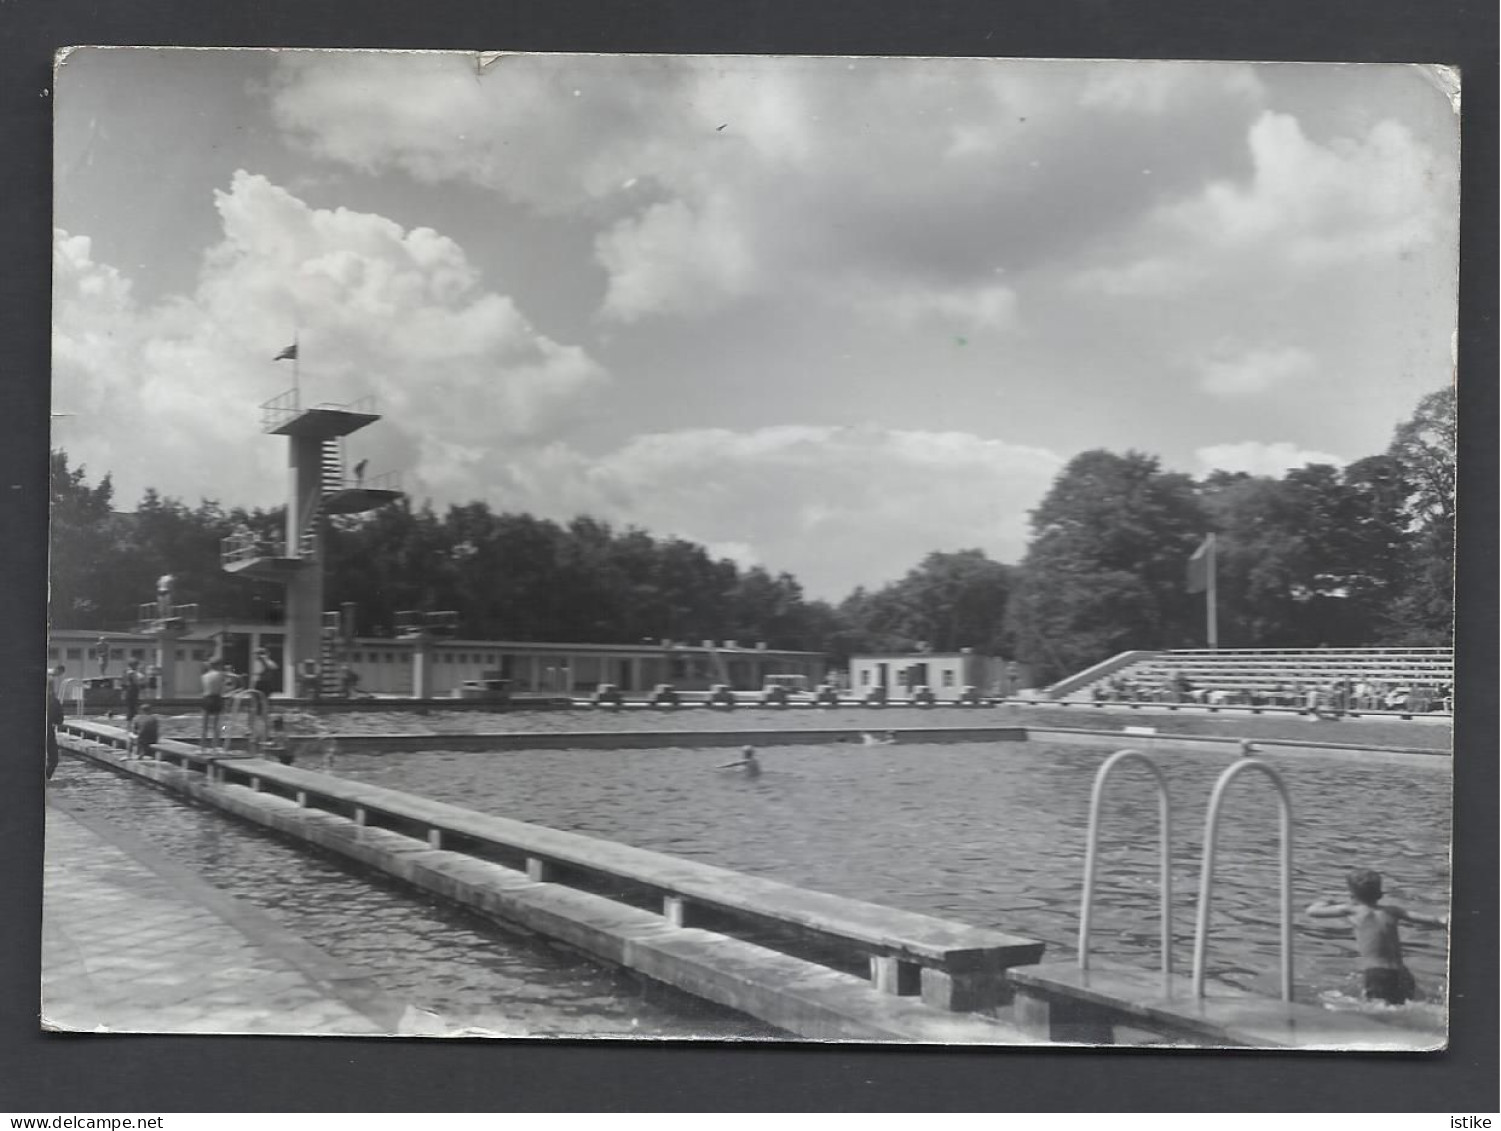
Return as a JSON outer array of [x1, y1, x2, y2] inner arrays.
[[49, 758, 785, 1040], [331, 740, 1451, 1015]]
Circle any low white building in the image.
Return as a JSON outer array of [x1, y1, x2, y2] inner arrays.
[[848, 649, 1027, 701], [47, 626, 825, 699]]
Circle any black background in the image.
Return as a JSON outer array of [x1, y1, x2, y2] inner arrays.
[[1, 0, 1495, 1112]]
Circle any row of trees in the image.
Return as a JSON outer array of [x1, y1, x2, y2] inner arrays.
[[1007, 389, 1455, 679], [50, 389, 1455, 682]]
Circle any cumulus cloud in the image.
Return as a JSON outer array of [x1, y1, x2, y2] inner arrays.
[[1173, 113, 1453, 265], [1195, 440, 1347, 477], [1070, 256, 1200, 297], [1076, 109, 1459, 300], [492, 425, 1065, 596], [596, 194, 759, 322], [1078, 62, 1263, 114], [856, 279, 1019, 334], [269, 54, 1270, 328], [1199, 344, 1317, 397], [53, 172, 607, 508]]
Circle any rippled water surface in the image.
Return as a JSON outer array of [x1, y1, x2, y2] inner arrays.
[[332, 739, 1452, 1009], [50, 759, 781, 1040]]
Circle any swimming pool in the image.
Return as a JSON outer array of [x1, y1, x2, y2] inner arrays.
[[332, 739, 1452, 1012]]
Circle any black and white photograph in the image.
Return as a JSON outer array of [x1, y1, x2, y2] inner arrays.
[[45, 48, 1460, 1050]]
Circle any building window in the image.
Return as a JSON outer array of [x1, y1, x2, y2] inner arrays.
[[65, 648, 82, 660], [48, 648, 59, 660], [942, 670, 956, 687], [130, 648, 145, 660], [860, 669, 871, 686]]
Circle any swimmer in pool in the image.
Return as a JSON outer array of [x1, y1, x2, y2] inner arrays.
[[1306, 868, 1447, 1005], [718, 746, 761, 777]]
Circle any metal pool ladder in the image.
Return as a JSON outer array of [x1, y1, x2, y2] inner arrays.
[[1079, 748, 1174, 995], [1078, 748, 1295, 1002], [1191, 757, 1295, 1002]]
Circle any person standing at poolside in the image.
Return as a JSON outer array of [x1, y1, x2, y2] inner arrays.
[[121, 659, 144, 726], [200, 660, 228, 750], [252, 648, 279, 711]]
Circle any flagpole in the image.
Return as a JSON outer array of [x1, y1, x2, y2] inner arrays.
[[1206, 532, 1219, 650], [292, 329, 301, 407]]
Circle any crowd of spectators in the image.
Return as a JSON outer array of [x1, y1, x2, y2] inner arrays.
[[1091, 671, 1452, 714]]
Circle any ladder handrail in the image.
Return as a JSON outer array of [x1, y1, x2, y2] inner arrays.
[[1079, 748, 1174, 995], [1191, 757, 1295, 1001], [224, 688, 268, 752], [59, 678, 86, 717]]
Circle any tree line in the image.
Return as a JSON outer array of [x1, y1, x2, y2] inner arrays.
[[50, 388, 1454, 683]]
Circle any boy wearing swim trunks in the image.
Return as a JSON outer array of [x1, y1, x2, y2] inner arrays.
[[1307, 869, 1447, 1004]]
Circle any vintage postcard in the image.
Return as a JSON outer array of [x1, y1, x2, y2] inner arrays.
[[46, 48, 1458, 1047]]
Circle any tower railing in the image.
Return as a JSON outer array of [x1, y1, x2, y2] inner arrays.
[[260, 389, 380, 432], [323, 467, 404, 494], [136, 601, 199, 629], [260, 387, 302, 431]]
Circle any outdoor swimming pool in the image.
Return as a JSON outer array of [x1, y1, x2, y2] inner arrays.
[[332, 739, 1451, 1014], [50, 758, 784, 1040]]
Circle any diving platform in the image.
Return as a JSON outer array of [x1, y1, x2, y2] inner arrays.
[[221, 532, 315, 578], [134, 602, 199, 635], [223, 381, 405, 694], [261, 388, 380, 439], [322, 487, 401, 515]]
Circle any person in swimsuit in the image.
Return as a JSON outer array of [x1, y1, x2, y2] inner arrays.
[[1307, 868, 1447, 1005], [201, 660, 228, 750], [718, 746, 761, 778], [122, 659, 144, 726], [131, 703, 160, 760]]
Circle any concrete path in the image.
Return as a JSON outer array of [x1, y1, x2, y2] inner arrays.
[[42, 797, 407, 1036]]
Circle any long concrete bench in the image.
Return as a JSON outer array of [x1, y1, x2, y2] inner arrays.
[[1007, 962, 1439, 1050], [59, 720, 1043, 1013]]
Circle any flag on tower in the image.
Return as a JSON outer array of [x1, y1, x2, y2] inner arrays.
[[1186, 533, 1215, 594], [274, 343, 298, 361]]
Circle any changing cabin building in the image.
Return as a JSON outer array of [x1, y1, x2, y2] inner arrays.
[[849, 649, 1028, 701], [48, 627, 825, 700]]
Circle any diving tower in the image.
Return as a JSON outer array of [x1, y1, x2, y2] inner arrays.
[[221, 386, 403, 696]]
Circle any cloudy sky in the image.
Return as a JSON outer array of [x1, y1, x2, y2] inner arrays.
[[52, 50, 1459, 597]]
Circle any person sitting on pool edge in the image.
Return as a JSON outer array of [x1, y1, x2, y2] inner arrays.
[[718, 746, 760, 778], [130, 702, 160, 760], [1306, 868, 1447, 1005]]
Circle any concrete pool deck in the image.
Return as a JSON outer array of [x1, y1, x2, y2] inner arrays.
[[42, 797, 407, 1037]]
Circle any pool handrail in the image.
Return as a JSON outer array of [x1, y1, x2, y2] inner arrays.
[[59, 678, 86, 717], [1191, 757, 1295, 1001], [1078, 748, 1173, 995], [225, 688, 268, 752]]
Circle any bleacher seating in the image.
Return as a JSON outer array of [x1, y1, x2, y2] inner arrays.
[[1053, 647, 1453, 715]]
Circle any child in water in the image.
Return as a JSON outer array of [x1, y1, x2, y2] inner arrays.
[[718, 746, 761, 778], [1306, 869, 1447, 1005]]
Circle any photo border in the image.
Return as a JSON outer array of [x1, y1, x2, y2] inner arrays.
[[3, 0, 1495, 1111]]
